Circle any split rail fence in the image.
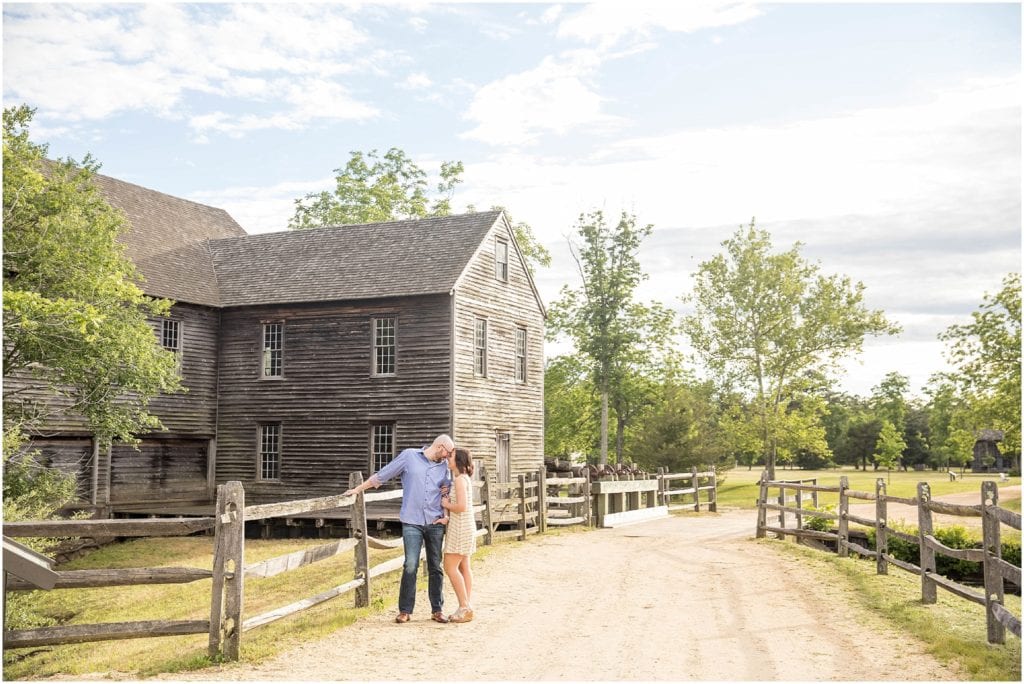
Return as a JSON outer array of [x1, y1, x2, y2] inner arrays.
[[4, 464, 717, 659], [755, 473, 1021, 644]]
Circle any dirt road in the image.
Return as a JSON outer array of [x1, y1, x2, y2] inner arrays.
[[156, 501, 992, 681]]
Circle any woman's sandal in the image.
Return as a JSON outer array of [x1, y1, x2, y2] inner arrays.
[[448, 607, 474, 623]]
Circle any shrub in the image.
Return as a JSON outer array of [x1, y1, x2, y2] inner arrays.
[[866, 523, 1022, 589]]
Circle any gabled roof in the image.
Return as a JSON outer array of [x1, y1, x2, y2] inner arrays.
[[93, 173, 247, 307], [207, 211, 506, 307]]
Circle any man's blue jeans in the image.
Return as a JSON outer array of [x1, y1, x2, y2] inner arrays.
[[398, 522, 445, 614]]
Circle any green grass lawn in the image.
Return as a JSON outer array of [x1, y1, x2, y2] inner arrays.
[[716, 466, 1021, 511], [3, 536, 407, 678]]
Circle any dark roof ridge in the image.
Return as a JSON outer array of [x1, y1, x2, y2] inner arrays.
[[208, 209, 504, 246]]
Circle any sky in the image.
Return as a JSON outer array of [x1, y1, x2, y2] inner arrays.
[[3, 2, 1020, 398]]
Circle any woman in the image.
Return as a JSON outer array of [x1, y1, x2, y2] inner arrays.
[[440, 447, 476, 623]]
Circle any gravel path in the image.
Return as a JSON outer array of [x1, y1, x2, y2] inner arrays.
[[149, 499, 996, 681]]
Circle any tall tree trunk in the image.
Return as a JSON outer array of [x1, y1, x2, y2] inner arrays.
[[600, 391, 609, 466], [615, 413, 625, 463]]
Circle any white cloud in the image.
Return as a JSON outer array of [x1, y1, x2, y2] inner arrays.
[[3, 4, 375, 134], [461, 51, 623, 146], [557, 1, 762, 49], [189, 176, 336, 235], [401, 72, 434, 90]]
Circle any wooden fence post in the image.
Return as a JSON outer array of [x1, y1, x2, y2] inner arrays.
[[981, 480, 1005, 644], [795, 486, 804, 531], [349, 472, 370, 608], [692, 466, 701, 512], [917, 482, 937, 604], [208, 484, 226, 658], [212, 481, 244, 661], [837, 476, 849, 558], [518, 473, 527, 541], [756, 471, 768, 538], [481, 466, 494, 545], [709, 466, 717, 513], [584, 469, 593, 528], [537, 465, 547, 534], [656, 467, 665, 507], [777, 482, 787, 540], [875, 478, 888, 575]]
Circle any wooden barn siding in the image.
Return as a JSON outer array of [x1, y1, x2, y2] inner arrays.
[[2, 303, 218, 439], [214, 295, 454, 503], [452, 220, 544, 477], [145, 302, 220, 437], [19, 438, 95, 502], [109, 439, 208, 503]]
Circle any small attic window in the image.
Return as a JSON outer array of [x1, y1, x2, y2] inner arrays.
[[495, 238, 509, 282]]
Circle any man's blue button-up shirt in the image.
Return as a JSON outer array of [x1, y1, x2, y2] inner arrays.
[[367, 447, 451, 525]]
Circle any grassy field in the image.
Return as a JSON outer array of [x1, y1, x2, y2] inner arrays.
[[2, 536, 410, 678], [716, 466, 1021, 511]]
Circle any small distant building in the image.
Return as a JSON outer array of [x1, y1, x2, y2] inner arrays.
[[971, 429, 1007, 473]]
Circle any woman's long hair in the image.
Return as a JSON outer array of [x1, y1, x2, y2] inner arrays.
[[454, 447, 474, 476]]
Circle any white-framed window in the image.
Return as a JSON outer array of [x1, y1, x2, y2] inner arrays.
[[372, 317, 396, 376], [258, 423, 281, 480], [160, 319, 181, 352], [495, 238, 509, 282], [262, 322, 283, 378], [371, 423, 395, 473], [515, 326, 527, 383], [474, 318, 488, 377]]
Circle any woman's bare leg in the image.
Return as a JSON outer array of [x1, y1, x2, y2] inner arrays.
[[443, 553, 469, 609], [459, 555, 473, 607]]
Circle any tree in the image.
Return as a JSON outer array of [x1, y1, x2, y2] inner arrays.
[[547, 210, 675, 464], [289, 148, 463, 228], [544, 354, 599, 458], [939, 272, 1021, 455], [870, 371, 910, 468], [683, 220, 899, 480], [290, 149, 551, 276], [3, 105, 182, 446], [873, 419, 906, 483]]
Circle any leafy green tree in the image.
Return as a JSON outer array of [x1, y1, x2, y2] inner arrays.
[[939, 272, 1021, 455], [3, 105, 182, 447], [290, 149, 551, 276], [870, 371, 910, 468], [289, 148, 463, 227], [544, 354, 599, 458], [873, 419, 906, 483], [625, 376, 728, 472], [683, 220, 899, 479], [547, 210, 674, 464]]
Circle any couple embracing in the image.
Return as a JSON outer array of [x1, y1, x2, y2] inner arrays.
[[344, 435, 476, 624]]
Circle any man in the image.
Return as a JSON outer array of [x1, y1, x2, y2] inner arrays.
[[344, 434, 454, 623]]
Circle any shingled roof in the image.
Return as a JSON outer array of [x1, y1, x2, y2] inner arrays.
[[93, 172, 247, 307], [207, 211, 506, 307]]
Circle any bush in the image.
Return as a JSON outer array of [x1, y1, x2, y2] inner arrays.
[[804, 504, 836, 532], [866, 523, 1022, 588]]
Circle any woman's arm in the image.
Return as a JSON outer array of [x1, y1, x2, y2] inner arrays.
[[441, 476, 469, 513]]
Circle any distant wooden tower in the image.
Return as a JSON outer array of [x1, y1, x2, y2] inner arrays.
[[971, 429, 1006, 473]]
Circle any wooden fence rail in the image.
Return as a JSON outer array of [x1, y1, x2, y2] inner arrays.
[[756, 472, 1021, 644], [656, 467, 718, 513], [5, 462, 719, 660]]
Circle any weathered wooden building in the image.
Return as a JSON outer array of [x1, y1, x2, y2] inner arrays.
[[9, 173, 545, 510]]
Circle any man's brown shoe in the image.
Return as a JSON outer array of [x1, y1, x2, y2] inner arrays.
[[431, 611, 449, 623], [395, 612, 410, 623]]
